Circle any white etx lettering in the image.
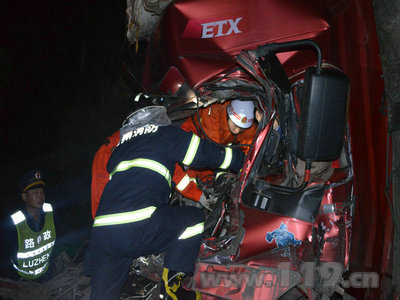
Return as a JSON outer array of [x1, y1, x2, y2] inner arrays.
[[120, 125, 159, 145], [22, 253, 50, 268], [201, 17, 243, 39]]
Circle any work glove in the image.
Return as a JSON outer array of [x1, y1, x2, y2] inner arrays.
[[199, 192, 218, 211]]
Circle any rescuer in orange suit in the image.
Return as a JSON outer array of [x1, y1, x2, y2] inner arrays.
[[172, 100, 258, 209], [90, 131, 120, 219]]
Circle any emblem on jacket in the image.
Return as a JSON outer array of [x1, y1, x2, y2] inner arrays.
[[120, 125, 159, 145], [266, 222, 302, 257]]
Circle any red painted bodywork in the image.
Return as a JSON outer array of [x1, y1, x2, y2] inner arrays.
[[142, 0, 389, 298], [238, 208, 313, 259], [144, 0, 335, 90], [325, 1, 390, 297]]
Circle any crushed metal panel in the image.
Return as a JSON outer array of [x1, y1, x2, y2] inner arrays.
[[126, 0, 173, 43]]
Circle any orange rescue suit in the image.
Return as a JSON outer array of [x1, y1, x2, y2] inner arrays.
[[172, 102, 257, 202], [90, 130, 120, 219]]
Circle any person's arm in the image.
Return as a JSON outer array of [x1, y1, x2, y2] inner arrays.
[[172, 127, 245, 175], [174, 127, 245, 210], [172, 163, 204, 202], [91, 130, 120, 219]]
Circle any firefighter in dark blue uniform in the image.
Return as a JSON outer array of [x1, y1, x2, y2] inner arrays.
[[85, 94, 245, 300]]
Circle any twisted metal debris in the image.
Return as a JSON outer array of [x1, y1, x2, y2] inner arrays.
[[0, 252, 90, 300]]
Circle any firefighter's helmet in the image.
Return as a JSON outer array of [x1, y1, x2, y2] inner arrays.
[[131, 93, 158, 112], [227, 100, 254, 129], [122, 93, 171, 130]]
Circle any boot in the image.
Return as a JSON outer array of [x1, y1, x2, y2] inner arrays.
[[160, 267, 201, 300]]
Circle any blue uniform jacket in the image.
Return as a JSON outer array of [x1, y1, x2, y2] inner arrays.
[[96, 124, 244, 216]]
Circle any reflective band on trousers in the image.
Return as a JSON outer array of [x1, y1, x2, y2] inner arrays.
[[178, 222, 204, 239], [109, 158, 172, 187], [93, 206, 157, 227], [182, 134, 200, 166], [219, 147, 233, 169]]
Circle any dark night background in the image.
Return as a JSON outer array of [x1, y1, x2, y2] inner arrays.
[[1, 0, 400, 293], [1, 1, 145, 253]]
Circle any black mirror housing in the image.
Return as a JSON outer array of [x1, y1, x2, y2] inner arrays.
[[297, 67, 350, 161]]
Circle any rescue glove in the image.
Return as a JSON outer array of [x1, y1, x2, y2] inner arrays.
[[199, 192, 218, 211]]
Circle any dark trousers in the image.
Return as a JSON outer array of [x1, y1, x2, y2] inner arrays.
[[85, 205, 204, 300]]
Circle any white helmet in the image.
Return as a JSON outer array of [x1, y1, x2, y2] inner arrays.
[[227, 100, 254, 129]]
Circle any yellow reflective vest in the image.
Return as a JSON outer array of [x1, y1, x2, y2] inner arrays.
[[10, 203, 56, 279]]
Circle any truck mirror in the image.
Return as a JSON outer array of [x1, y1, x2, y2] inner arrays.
[[297, 67, 350, 161]]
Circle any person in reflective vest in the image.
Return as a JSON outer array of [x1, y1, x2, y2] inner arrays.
[[0, 170, 56, 282], [85, 93, 245, 300], [173, 100, 257, 208]]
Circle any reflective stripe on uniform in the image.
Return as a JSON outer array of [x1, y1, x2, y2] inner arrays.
[[11, 204, 53, 225], [178, 222, 204, 240], [182, 134, 200, 166], [11, 211, 25, 225], [43, 203, 53, 212], [219, 147, 233, 169], [17, 241, 55, 259], [175, 174, 197, 191], [215, 171, 227, 180], [93, 206, 157, 227], [176, 174, 191, 191], [109, 159, 171, 187], [12, 261, 48, 276]]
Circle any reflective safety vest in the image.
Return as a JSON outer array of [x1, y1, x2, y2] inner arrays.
[[10, 203, 56, 279]]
